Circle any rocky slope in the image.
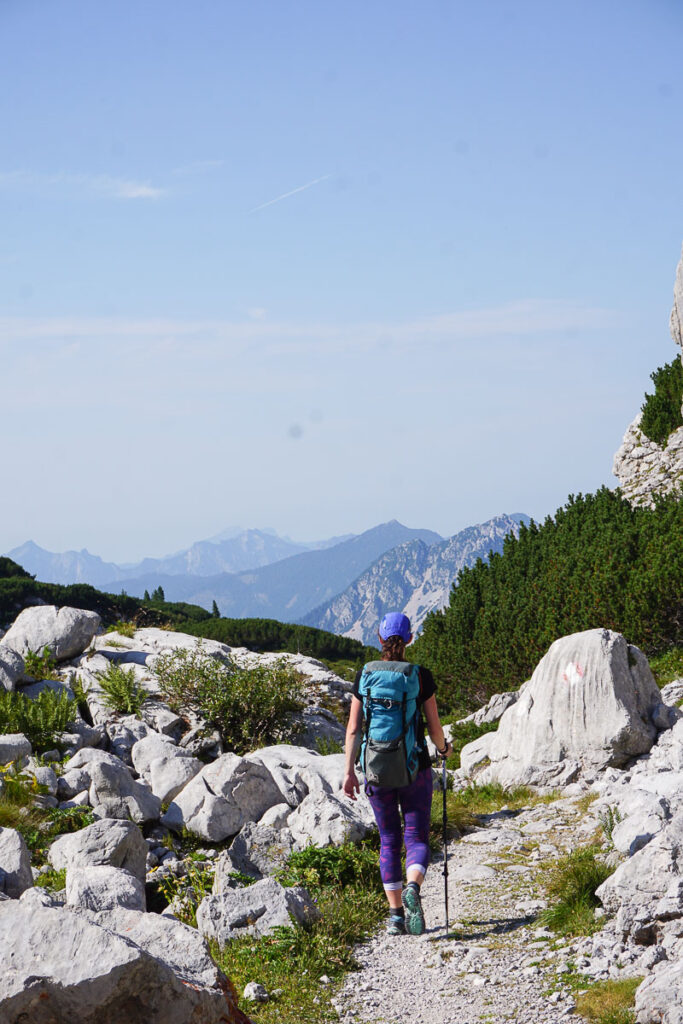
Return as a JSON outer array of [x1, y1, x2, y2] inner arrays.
[[302, 513, 528, 644], [3, 605, 683, 1022], [613, 243, 683, 506]]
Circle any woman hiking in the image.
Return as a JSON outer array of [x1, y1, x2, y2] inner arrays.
[[343, 612, 453, 936]]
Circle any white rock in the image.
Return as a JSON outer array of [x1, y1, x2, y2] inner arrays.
[[243, 982, 269, 1002], [0, 901, 241, 1023], [464, 629, 661, 787], [288, 791, 376, 849], [131, 734, 203, 804], [213, 822, 295, 883], [0, 647, 24, 692], [1, 606, 101, 661], [162, 753, 282, 841], [0, 827, 33, 897], [196, 876, 320, 943], [635, 956, 683, 1024], [66, 865, 146, 911], [0, 733, 31, 766], [89, 760, 161, 823], [48, 818, 148, 881]]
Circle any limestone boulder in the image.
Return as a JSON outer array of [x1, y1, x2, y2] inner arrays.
[[288, 791, 376, 849], [89, 760, 161, 823], [0, 647, 24, 692], [635, 958, 683, 1024], [596, 812, 683, 942], [131, 733, 203, 804], [213, 822, 295, 884], [247, 744, 347, 806], [466, 629, 662, 787], [0, 827, 33, 898], [48, 818, 148, 882], [105, 716, 154, 763], [1, 605, 101, 661], [0, 901, 251, 1024], [66, 865, 145, 912], [0, 733, 31, 766], [196, 877, 319, 944], [458, 690, 519, 727], [161, 753, 282, 841]]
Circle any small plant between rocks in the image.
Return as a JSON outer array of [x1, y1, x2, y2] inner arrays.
[[575, 975, 643, 1024], [106, 620, 137, 638], [0, 690, 76, 752], [539, 846, 613, 936], [96, 662, 148, 716], [23, 647, 59, 681]]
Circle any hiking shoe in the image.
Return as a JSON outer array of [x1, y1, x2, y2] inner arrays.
[[386, 914, 406, 936], [401, 885, 425, 935]]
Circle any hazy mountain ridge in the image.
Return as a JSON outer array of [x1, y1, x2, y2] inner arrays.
[[98, 520, 444, 622], [301, 513, 529, 645], [5, 529, 341, 586]]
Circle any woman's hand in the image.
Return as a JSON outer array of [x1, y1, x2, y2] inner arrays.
[[438, 741, 454, 760], [343, 770, 360, 801]]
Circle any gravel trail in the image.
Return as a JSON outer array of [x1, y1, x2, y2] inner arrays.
[[336, 795, 601, 1024]]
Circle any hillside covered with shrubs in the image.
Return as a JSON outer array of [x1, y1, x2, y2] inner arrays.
[[0, 558, 374, 667], [412, 486, 683, 710]]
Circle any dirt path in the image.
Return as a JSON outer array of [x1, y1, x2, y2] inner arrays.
[[335, 795, 600, 1024]]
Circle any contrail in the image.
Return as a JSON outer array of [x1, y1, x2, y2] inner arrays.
[[249, 173, 331, 213]]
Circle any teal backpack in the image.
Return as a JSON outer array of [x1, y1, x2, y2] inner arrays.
[[357, 660, 423, 788]]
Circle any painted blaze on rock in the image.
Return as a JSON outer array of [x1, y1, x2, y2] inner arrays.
[[463, 629, 663, 787]]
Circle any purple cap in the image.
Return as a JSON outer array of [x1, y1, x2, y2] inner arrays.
[[378, 612, 412, 642]]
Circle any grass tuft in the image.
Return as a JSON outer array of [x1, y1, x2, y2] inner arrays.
[[575, 977, 643, 1024], [106, 621, 137, 638], [540, 846, 613, 935]]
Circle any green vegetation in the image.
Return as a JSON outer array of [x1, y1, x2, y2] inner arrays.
[[0, 767, 94, 864], [96, 662, 148, 716], [106, 620, 137, 638], [640, 357, 683, 446], [23, 647, 59, 681], [155, 645, 307, 754], [314, 736, 343, 755], [430, 782, 537, 839], [183, 616, 377, 666], [154, 861, 214, 928], [38, 866, 67, 892], [213, 841, 386, 1023], [649, 645, 683, 688], [413, 487, 683, 707], [598, 806, 623, 849], [540, 846, 613, 935], [575, 977, 642, 1024], [0, 689, 76, 752]]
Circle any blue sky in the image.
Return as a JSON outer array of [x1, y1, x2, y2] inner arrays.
[[2, 0, 682, 561]]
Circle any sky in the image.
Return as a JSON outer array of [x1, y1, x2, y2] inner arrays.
[[2, 0, 683, 562]]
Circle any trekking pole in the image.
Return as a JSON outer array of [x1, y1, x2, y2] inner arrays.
[[441, 754, 449, 938]]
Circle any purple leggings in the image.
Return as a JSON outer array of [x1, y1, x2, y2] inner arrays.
[[366, 767, 433, 890]]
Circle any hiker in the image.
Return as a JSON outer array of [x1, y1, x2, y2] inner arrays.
[[343, 611, 453, 936]]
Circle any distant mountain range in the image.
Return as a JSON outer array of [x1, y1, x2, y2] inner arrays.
[[96, 521, 443, 622], [6, 515, 528, 637], [6, 528, 354, 587], [301, 514, 529, 645]]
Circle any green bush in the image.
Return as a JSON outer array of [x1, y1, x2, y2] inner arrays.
[[0, 767, 94, 863], [640, 357, 683, 446], [0, 689, 76, 752], [106, 620, 136, 638], [649, 646, 683, 688], [413, 487, 683, 706], [96, 662, 148, 716], [279, 840, 383, 893], [540, 846, 613, 935], [23, 648, 59, 681], [155, 645, 306, 754]]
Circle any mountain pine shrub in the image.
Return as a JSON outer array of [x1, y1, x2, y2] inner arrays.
[[155, 644, 306, 754], [412, 487, 683, 708], [0, 689, 76, 752], [640, 357, 683, 445]]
